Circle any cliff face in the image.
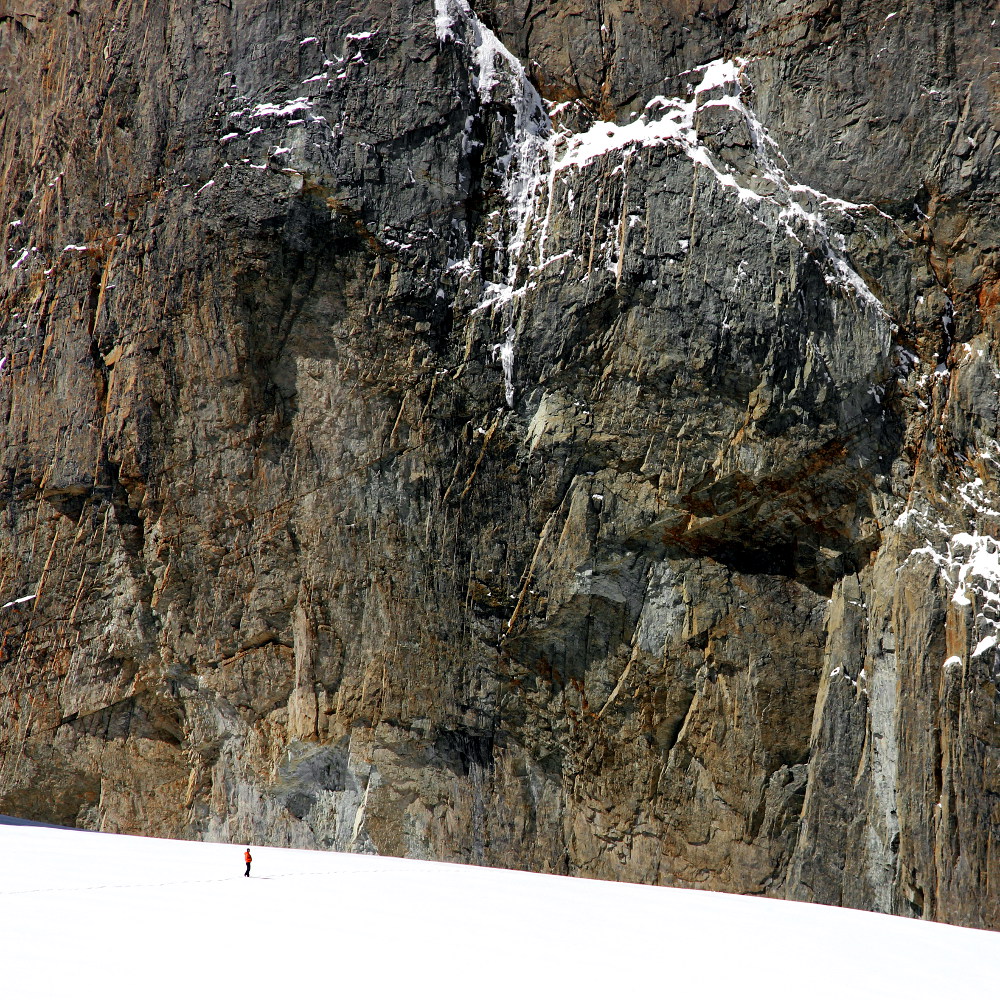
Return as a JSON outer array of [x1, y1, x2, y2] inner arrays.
[[2, 0, 999, 927]]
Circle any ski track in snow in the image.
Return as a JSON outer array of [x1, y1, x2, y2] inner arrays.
[[3, 818, 1000, 1000]]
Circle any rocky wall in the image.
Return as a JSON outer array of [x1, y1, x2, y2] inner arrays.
[[2, 0, 999, 928]]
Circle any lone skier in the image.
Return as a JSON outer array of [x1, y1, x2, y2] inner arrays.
[[244, 847, 252, 877]]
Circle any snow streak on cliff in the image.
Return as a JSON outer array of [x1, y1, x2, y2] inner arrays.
[[434, 2, 888, 409]]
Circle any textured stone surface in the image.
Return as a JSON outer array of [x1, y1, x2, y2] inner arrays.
[[2, 0, 1000, 929]]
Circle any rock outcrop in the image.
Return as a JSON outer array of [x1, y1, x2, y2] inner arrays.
[[2, 0, 999, 928]]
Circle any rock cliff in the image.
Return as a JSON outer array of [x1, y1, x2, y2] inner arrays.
[[2, 0, 1000, 928]]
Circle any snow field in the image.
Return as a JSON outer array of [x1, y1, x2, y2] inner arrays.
[[1, 817, 998, 999]]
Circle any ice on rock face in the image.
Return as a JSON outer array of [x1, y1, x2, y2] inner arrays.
[[434, 19, 889, 407], [1, 593, 36, 609], [436, 3, 551, 264], [249, 97, 316, 119], [493, 340, 515, 408], [958, 477, 1000, 518], [554, 58, 885, 316], [435, 0, 553, 409], [948, 532, 1000, 608], [433, 0, 457, 42], [904, 513, 1000, 665], [973, 635, 997, 657]]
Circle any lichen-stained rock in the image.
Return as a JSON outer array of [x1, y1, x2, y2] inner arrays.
[[2, 0, 1000, 929]]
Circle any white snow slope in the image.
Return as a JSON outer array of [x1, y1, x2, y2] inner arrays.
[[2, 817, 997, 999]]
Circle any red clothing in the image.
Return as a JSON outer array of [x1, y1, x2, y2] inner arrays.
[[244, 850, 252, 863]]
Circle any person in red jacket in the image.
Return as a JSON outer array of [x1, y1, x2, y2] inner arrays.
[[244, 847, 252, 877]]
